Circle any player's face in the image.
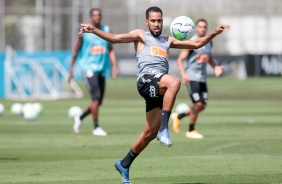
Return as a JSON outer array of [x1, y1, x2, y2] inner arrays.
[[145, 12, 163, 37], [196, 21, 207, 37], [90, 10, 102, 25]]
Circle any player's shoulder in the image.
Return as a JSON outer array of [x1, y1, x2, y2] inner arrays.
[[100, 24, 110, 32], [190, 35, 198, 40]]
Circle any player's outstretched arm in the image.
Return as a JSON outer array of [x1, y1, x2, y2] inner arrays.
[[177, 49, 190, 83], [79, 24, 142, 44], [208, 57, 224, 77], [170, 24, 230, 49], [68, 34, 83, 83]]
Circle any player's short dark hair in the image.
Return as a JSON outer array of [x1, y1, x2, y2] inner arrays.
[[89, 8, 102, 16], [196, 19, 208, 26], [146, 6, 162, 19]]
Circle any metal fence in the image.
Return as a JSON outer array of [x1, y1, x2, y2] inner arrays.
[[1, 0, 282, 55]]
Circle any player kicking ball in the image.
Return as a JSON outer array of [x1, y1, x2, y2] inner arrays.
[[68, 8, 118, 136], [79, 7, 229, 184], [171, 19, 224, 139]]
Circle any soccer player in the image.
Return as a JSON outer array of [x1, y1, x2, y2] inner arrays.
[[79, 7, 229, 183], [171, 19, 224, 139], [68, 8, 118, 136]]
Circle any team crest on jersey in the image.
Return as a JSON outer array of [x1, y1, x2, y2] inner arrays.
[[149, 85, 157, 97], [158, 37, 169, 48]]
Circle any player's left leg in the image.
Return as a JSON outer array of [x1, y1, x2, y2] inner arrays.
[[115, 107, 162, 184], [73, 72, 107, 136], [157, 74, 181, 146], [186, 82, 208, 139], [91, 73, 107, 136]]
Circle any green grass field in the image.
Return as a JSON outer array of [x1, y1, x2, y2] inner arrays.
[[0, 78, 282, 184]]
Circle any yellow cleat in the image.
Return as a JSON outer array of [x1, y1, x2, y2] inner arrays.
[[170, 112, 181, 133], [186, 130, 204, 139]]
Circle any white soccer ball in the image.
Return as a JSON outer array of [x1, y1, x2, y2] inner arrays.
[[175, 103, 190, 114], [170, 16, 195, 40], [0, 103, 5, 116], [68, 106, 83, 119], [32, 103, 43, 115], [22, 103, 33, 114], [10, 103, 23, 116], [23, 109, 38, 120]]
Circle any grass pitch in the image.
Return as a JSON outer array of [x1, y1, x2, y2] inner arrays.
[[0, 78, 282, 184]]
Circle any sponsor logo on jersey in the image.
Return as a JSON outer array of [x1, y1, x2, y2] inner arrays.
[[150, 46, 169, 60], [196, 54, 210, 63], [90, 46, 106, 54]]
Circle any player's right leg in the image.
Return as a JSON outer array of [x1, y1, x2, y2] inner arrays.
[[185, 81, 207, 138], [157, 74, 181, 146], [73, 72, 107, 135], [115, 108, 162, 184]]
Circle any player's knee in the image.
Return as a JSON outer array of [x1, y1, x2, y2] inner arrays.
[[196, 103, 206, 112], [170, 78, 181, 92], [144, 130, 157, 141]]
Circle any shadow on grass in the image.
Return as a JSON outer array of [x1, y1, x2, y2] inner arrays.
[[0, 158, 18, 161]]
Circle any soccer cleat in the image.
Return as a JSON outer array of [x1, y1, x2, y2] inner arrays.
[[92, 127, 108, 136], [170, 112, 181, 133], [157, 128, 172, 147], [114, 160, 131, 184], [186, 130, 204, 139], [73, 115, 82, 134]]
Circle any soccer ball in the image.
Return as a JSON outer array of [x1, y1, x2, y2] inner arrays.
[[0, 103, 4, 116], [68, 106, 83, 119], [22, 103, 38, 120], [32, 103, 43, 115], [10, 103, 23, 116], [23, 109, 38, 120], [22, 103, 33, 114], [176, 103, 190, 114], [170, 16, 195, 40]]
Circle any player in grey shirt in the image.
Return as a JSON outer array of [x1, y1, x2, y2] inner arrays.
[[171, 19, 224, 139], [79, 7, 229, 184]]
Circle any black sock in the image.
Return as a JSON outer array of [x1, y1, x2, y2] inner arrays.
[[121, 148, 139, 168], [79, 112, 88, 120], [93, 119, 99, 129], [177, 112, 187, 120], [159, 110, 171, 132], [189, 123, 195, 132]]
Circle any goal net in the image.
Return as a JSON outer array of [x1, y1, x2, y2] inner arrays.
[[4, 46, 83, 100]]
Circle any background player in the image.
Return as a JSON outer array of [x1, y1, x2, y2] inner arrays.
[[171, 19, 224, 139], [79, 7, 229, 183], [68, 8, 118, 136]]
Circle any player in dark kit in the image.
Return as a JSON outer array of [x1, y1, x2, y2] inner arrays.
[[68, 8, 118, 136], [79, 7, 229, 183], [171, 19, 224, 139]]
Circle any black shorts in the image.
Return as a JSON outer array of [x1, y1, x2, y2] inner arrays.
[[83, 71, 105, 104], [137, 73, 165, 112], [187, 81, 208, 104]]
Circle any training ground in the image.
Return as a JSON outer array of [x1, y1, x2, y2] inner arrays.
[[0, 77, 282, 184]]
